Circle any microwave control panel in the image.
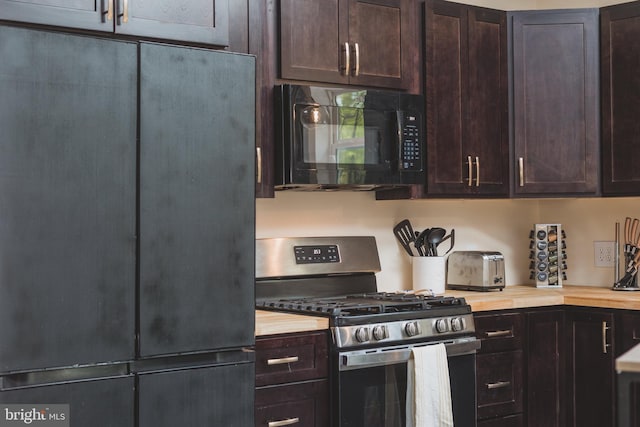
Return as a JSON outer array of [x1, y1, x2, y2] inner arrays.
[[399, 112, 422, 171]]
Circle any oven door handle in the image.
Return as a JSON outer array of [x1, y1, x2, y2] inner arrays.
[[339, 338, 480, 371]]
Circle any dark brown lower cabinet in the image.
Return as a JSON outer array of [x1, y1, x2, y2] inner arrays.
[[526, 310, 565, 427], [474, 311, 524, 425], [477, 351, 524, 420], [255, 380, 329, 427], [566, 308, 616, 427], [255, 331, 329, 427]]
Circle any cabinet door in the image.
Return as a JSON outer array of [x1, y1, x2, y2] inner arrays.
[[527, 310, 565, 427], [424, 0, 507, 196], [566, 310, 615, 427], [424, 0, 469, 195], [139, 44, 255, 357], [348, 0, 413, 89], [0, 0, 111, 32], [279, 0, 349, 84], [511, 9, 599, 196], [601, 2, 640, 196], [115, 0, 229, 47], [0, 25, 136, 372], [466, 5, 509, 196]]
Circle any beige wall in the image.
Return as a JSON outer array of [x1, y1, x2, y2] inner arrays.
[[256, 193, 638, 291]]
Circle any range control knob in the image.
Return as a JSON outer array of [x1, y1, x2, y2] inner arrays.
[[451, 317, 466, 332], [404, 321, 421, 337], [372, 325, 387, 341], [354, 327, 370, 343], [435, 318, 449, 333]]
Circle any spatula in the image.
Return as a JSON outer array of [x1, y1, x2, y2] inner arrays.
[[393, 219, 418, 256]]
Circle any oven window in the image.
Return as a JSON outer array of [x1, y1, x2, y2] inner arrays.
[[337, 353, 477, 427], [339, 364, 407, 427]]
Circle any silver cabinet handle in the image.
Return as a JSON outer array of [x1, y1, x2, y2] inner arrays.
[[602, 321, 610, 354], [486, 380, 511, 390], [116, 0, 128, 24], [485, 330, 512, 338], [103, 0, 114, 21], [467, 156, 473, 187], [341, 42, 350, 76], [268, 418, 300, 427], [353, 42, 360, 76], [475, 156, 480, 187], [267, 356, 299, 366], [518, 157, 524, 187], [256, 147, 262, 184]]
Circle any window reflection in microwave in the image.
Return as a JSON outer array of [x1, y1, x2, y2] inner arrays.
[[299, 90, 381, 172]]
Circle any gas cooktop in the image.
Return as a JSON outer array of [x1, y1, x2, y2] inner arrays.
[[257, 292, 468, 317]]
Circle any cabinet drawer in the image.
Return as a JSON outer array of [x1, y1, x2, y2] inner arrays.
[[478, 413, 524, 427], [255, 380, 328, 427], [477, 351, 523, 419], [475, 312, 524, 353], [256, 331, 328, 387]]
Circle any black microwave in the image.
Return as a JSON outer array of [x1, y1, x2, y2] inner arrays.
[[274, 84, 425, 190]]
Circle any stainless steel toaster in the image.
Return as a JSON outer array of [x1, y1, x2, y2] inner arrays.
[[447, 251, 505, 291]]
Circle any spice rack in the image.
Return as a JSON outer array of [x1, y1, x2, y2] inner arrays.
[[529, 223, 567, 288]]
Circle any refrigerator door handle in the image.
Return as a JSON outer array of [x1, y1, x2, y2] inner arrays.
[[0, 363, 130, 391]]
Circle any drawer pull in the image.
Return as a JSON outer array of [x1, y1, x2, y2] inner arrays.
[[267, 356, 299, 366], [486, 380, 511, 390], [268, 417, 300, 427], [485, 330, 512, 338]]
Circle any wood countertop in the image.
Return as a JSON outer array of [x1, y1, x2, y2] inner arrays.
[[447, 284, 640, 312], [255, 285, 640, 336], [617, 343, 640, 373], [255, 310, 329, 336]]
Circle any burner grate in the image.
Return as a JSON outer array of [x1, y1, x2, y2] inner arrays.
[[257, 292, 466, 316]]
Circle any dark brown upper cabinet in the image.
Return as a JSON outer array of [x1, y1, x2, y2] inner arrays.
[[601, 1, 640, 196], [510, 9, 600, 197], [424, 0, 509, 197], [0, 0, 229, 46], [279, 0, 416, 90]]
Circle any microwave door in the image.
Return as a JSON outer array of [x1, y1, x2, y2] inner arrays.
[[291, 97, 411, 186]]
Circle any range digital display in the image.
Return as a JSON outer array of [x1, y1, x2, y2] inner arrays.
[[294, 245, 340, 264]]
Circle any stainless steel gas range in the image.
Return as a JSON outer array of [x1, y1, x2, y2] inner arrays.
[[256, 236, 480, 427]]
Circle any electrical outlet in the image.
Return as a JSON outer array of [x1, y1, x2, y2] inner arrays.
[[594, 241, 616, 267]]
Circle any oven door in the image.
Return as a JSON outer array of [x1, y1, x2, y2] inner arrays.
[[334, 338, 479, 427]]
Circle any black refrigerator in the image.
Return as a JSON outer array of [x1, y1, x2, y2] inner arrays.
[[0, 25, 255, 426]]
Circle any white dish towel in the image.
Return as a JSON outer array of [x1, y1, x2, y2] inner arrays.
[[406, 343, 454, 427]]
